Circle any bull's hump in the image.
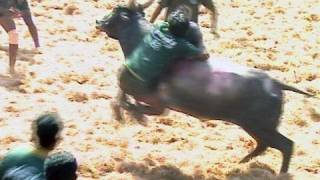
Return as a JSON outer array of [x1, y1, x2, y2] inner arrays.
[[208, 57, 257, 77]]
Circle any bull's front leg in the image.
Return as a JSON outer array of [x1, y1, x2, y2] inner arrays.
[[112, 89, 144, 122], [111, 90, 129, 122]]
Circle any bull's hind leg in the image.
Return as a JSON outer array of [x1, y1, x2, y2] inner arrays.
[[240, 126, 268, 163], [240, 143, 268, 163], [240, 122, 293, 173], [244, 127, 293, 173], [267, 131, 293, 173]]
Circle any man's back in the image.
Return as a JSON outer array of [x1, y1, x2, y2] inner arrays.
[[125, 22, 202, 83], [0, 146, 44, 178], [2, 165, 43, 180]]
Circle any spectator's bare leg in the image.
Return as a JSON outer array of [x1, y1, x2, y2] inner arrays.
[[22, 11, 39, 48], [0, 16, 18, 75]]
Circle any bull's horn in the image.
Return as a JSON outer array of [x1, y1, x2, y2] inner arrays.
[[128, 0, 137, 9], [141, 0, 154, 9]]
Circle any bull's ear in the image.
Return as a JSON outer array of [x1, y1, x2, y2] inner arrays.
[[120, 12, 130, 22]]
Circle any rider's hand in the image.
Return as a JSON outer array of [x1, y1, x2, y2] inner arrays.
[[199, 53, 210, 61]]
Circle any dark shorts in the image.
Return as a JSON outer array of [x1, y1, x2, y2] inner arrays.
[[16, 0, 30, 11], [0, 0, 30, 17], [119, 66, 156, 97]]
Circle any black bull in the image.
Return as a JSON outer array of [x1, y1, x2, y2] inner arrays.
[[96, 6, 314, 173]]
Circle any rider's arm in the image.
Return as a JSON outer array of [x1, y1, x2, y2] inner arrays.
[[201, 0, 218, 34], [185, 22, 206, 51], [181, 41, 209, 61]]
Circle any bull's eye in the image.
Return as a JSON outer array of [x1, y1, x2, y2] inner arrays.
[[119, 12, 130, 22], [102, 12, 115, 23]]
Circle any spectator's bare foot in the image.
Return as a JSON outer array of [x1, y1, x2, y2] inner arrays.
[[8, 68, 23, 78], [210, 29, 220, 38], [32, 47, 43, 54], [9, 67, 15, 76], [0, 75, 22, 87]]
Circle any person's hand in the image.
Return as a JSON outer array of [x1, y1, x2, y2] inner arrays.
[[199, 53, 210, 61], [8, 8, 22, 18], [187, 53, 209, 61]]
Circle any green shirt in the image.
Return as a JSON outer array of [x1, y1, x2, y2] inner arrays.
[[2, 165, 44, 180], [0, 146, 46, 179], [125, 22, 202, 83], [158, 0, 215, 22]]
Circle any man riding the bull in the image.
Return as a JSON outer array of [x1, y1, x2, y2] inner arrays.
[[119, 8, 209, 115]]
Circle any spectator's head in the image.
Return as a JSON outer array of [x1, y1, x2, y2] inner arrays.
[[168, 7, 190, 37], [44, 151, 78, 180], [31, 113, 63, 150]]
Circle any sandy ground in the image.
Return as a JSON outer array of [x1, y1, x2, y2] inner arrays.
[[0, 0, 319, 179]]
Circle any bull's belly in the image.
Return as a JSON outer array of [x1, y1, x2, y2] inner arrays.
[[163, 88, 280, 126]]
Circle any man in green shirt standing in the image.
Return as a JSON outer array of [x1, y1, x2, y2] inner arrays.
[[0, 113, 63, 179], [120, 9, 208, 115], [150, 0, 218, 36]]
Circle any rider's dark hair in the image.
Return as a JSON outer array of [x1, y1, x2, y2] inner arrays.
[[44, 151, 77, 180], [168, 8, 190, 37]]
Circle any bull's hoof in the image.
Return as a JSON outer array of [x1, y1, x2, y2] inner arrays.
[[130, 109, 144, 121], [111, 101, 123, 122], [129, 108, 147, 126]]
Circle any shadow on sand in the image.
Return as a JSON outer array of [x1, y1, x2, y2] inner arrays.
[[0, 45, 41, 64], [226, 162, 293, 180], [0, 74, 23, 90], [117, 161, 217, 180], [117, 161, 293, 180]]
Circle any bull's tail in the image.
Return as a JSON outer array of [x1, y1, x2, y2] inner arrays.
[[274, 80, 315, 97]]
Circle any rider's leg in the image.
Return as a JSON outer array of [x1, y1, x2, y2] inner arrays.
[[0, 16, 18, 75]]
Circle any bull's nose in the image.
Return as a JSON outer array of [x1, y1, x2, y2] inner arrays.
[[96, 20, 102, 30]]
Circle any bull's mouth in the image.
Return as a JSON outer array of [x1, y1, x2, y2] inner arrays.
[[95, 20, 103, 31], [96, 12, 114, 31]]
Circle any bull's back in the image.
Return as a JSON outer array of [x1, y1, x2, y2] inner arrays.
[[161, 57, 281, 121]]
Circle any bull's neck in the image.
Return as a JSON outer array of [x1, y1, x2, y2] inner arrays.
[[118, 18, 152, 58]]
